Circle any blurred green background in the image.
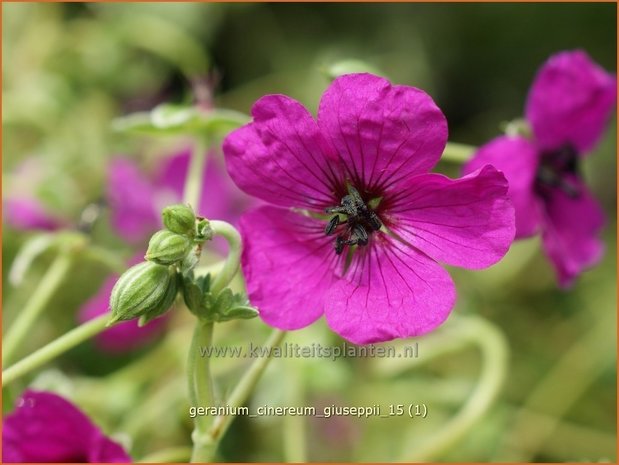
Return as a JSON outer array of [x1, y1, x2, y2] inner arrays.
[[2, 3, 616, 463]]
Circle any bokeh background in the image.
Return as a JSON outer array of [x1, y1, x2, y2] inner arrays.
[[2, 3, 616, 462]]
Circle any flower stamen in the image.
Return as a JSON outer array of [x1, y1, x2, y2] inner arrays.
[[324, 186, 381, 255], [535, 144, 581, 198]]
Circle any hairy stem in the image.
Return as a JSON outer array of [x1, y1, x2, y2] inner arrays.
[[3, 314, 110, 385], [188, 321, 216, 428], [208, 220, 242, 294], [3, 253, 73, 365], [191, 329, 287, 462], [183, 138, 208, 212]]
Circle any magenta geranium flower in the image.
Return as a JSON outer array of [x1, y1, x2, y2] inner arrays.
[[463, 50, 616, 287], [5, 149, 254, 245], [223, 73, 515, 344], [106, 157, 160, 242], [3, 158, 68, 232], [3, 390, 130, 463], [4, 198, 66, 231]]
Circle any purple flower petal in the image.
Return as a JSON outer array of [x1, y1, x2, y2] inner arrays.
[[325, 235, 455, 344], [386, 165, 515, 269], [224, 96, 341, 210], [463, 135, 542, 238], [317, 73, 448, 193], [3, 390, 130, 463], [3, 198, 64, 231], [541, 175, 605, 287], [107, 157, 160, 243], [78, 275, 168, 353], [525, 50, 617, 153], [239, 206, 335, 329]]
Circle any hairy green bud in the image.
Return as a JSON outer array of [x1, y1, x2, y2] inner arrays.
[[145, 230, 192, 265], [162, 204, 196, 235], [108, 261, 177, 324]]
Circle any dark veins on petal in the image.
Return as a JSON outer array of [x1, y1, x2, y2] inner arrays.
[[324, 185, 382, 255], [535, 144, 581, 199]]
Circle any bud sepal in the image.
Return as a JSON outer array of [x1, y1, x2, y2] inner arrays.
[[180, 272, 257, 323]]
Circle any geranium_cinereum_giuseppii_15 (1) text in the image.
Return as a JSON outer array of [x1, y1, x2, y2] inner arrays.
[[463, 50, 616, 287], [223, 73, 516, 344]]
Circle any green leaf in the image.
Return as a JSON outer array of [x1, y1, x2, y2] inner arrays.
[[215, 288, 233, 313], [112, 104, 250, 137], [196, 274, 211, 293], [219, 305, 259, 321], [321, 59, 385, 81], [181, 274, 204, 316]]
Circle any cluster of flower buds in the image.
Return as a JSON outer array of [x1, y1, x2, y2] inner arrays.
[[108, 204, 205, 326]]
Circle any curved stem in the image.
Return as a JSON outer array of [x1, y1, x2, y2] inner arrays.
[[492, 312, 614, 461], [191, 329, 287, 462], [208, 220, 242, 294], [403, 315, 508, 461], [3, 252, 73, 365], [441, 142, 476, 163], [183, 138, 208, 213], [2, 314, 111, 385]]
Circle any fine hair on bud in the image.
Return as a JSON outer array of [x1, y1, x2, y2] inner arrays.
[[145, 230, 192, 265], [108, 261, 178, 325], [162, 204, 196, 236]]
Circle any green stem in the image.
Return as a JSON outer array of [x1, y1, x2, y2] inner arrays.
[[138, 446, 193, 463], [283, 357, 307, 462], [191, 329, 287, 462], [492, 312, 614, 461], [2, 314, 111, 385], [188, 322, 216, 428], [183, 138, 208, 212], [82, 245, 127, 274], [208, 220, 242, 294], [403, 315, 508, 461], [441, 142, 476, 163], [3, 252, 73, 365]]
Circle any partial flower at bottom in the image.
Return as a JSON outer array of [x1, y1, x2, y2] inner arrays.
[[223, 73, 516, 344], [2, 390, 130, 463]]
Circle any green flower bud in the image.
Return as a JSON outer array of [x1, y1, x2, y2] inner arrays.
[[162, 204, 196, 235], [108, 261, 177, 324], [145, 230, 191, 265], [137, 273, 178, 326]]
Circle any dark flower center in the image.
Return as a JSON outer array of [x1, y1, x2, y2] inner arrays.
[[535, 144, 581, 198], [324, 185, 382, 255]]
